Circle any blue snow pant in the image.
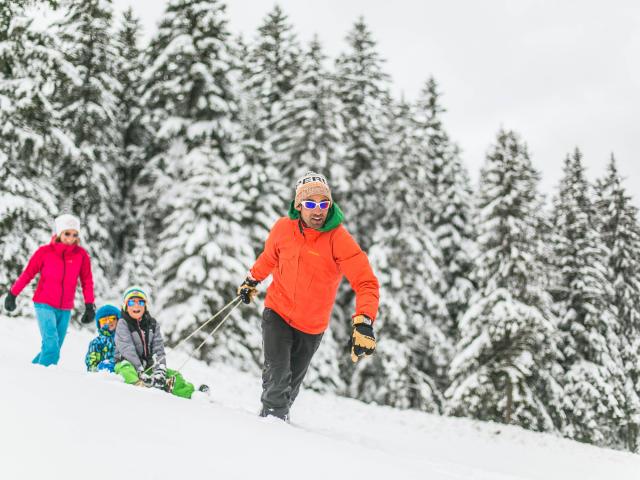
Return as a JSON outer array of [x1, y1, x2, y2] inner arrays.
[[32, 303, 72, 366]]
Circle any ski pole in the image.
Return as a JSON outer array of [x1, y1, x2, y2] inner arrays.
[[175, 296, 243, 373]]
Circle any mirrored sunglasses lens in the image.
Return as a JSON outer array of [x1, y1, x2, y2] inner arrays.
[[319, 201, 330, 209], [127, 299, 145, 307], [302, 201, 317, 209], [99, 316, 117, 326]]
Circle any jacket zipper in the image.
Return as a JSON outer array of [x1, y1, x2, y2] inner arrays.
[[289, 221, 308, 321], [136, 322, 149, 365], [60, 251, 66, 309]]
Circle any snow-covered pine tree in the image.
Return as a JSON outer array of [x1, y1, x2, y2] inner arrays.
[[415, 77, 475, 339], [332, 18, 392, 392], [221, 33, 296, 373], [550, 148, 626, 448], [270, 36, 342, 186], [113, 7, 147, 263], [272, 35, 346, 393], [0, 9, 66, 312], [300, 323, 345, 395], [116, 223, 157, 302], [233, 33, 284, 255], [593, 156, 640, 452], [139, 0, 242, 244], [141, 0, 259, 370], [351, 100, 451, 412], [53, 0, 121, 295], [0, 1, 59, 43], [0, 2, 26, 42], [238, 5, 301, 252], [446, 129, 564, 433], [142, 0, 238, 158], [246, 4, 301, 149], [155, 147, 260, 370], [140, 0, 238, 220], [334, 17, 391, 248]]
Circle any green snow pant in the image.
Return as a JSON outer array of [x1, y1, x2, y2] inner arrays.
[[115, 360, 195, 399]]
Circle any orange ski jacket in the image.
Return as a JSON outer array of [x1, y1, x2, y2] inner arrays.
[[250, 204, 379, 334]]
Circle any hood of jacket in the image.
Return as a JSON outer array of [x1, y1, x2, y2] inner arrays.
[[287, 201, 344, 232], [49, 234, 80, 255]]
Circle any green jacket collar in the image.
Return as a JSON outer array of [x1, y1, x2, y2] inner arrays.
[[288, 201, 344, 232]]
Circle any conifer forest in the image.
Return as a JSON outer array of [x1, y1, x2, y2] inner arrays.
[[2, 0, 639, 453]]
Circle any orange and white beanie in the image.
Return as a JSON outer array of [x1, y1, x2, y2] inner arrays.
[[294, 172, 332, 207]]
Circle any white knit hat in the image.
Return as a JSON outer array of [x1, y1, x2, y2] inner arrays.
[[54, 214, 81, 236], [294, 172, 332, 207]]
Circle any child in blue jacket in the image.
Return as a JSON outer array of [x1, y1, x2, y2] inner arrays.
[[85, 305, 120, 372]]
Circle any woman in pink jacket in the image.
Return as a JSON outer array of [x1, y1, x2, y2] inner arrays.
[[4, 214, 95, 366]]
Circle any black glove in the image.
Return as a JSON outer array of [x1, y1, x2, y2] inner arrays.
[[350, 315, 376, 363], [138, 371, 153, 387], [151, 365, 167, 389], [151, 372, 166, 389], [80, 303, 96, 324], [4, 292, 17, 312], [237, 277, 259, 304]]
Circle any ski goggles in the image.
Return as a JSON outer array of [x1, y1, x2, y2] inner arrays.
[[301, 200, 331, 210], [127, 298, 146, 307], [98, 315, 118, 327]]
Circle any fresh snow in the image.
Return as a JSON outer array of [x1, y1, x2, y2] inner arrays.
[[0, 315, 638, 480]]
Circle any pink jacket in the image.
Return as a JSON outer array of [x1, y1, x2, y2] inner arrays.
[[10, 236, 95, 310]]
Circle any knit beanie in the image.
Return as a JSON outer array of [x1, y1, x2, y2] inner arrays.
[[122, 286, 149, 310], [294, 172, 332, 208], [54, 214, 81, 236]]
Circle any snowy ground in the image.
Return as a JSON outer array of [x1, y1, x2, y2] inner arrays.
[[1, 314, 638, 480]]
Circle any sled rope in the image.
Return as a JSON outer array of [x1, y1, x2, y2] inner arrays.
[[170, 295, 241, 351], [176, 297, 243, 373], [141, 296, 242, 376]]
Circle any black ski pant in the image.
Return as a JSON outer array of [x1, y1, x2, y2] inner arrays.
[[260, 308, 323, 419]]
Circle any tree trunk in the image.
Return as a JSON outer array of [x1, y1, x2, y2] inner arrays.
[[505, 377, 512, 424], [628, 423, 638, 453]]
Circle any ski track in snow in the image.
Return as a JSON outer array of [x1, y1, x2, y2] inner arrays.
[[0, 315, 638, 480]]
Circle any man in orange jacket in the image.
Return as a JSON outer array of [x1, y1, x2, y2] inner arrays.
[[238, 171, 380, 421]]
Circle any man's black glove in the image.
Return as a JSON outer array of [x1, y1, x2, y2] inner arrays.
[[350, 315, 376, 363], [80, 303, 96, 324], [4, 292, 16, 312], [237, 277, 260, 304]]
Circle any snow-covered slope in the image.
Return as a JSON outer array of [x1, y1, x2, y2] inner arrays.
[[1, 314, 638, 480]]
